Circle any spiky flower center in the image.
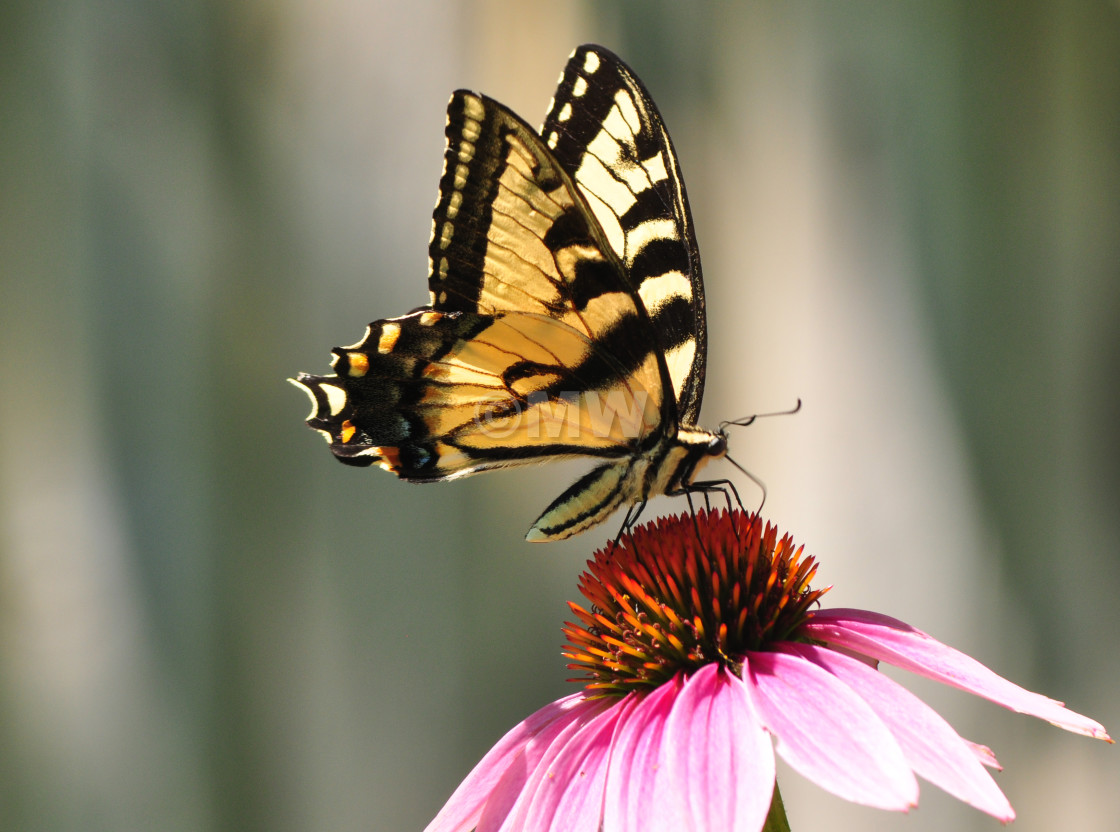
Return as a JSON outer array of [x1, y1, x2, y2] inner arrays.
[[563, 510, 828, 697]]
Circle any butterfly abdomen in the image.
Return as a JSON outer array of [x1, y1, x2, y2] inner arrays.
[[524, 425, 725, 541]]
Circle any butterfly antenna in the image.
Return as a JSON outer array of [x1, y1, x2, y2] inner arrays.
[[718, 398, 802, 432]]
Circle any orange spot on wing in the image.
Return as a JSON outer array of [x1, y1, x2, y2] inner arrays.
[[340, 420, 357, 443], [377, 446, 402, 473], [347, 352, 369, 377]]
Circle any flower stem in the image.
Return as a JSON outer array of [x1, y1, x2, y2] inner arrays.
[[761, 780, 790, 832]]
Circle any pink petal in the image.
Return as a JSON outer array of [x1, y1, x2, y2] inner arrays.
[[601, 680, 682, 832], [967, 741, 1002, 770], [520, 702, 625, 832], [803, 609, 1110, 740], [658, 664, 776, 832], [426, 693, 599, 832], [784, 642, 1015, 821], [744, 650, 918, 810], [480, 715, 593, 832]]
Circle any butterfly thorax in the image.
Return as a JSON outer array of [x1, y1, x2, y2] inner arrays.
[[650, 426, 727, 496]]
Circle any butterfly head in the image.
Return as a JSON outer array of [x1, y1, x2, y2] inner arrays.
[[670, 427, 730, 494], [676, 427, 727, 459]]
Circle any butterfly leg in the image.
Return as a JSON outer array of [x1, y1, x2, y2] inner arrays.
[[679, 479, 746, 542], [610, 500, 647, 556], [688, 478, 745, 517], [677, 489, 715, 555], [624, 499, 648, 533]]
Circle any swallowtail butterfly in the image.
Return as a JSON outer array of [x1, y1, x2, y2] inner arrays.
[[294, 44, 731, 541]]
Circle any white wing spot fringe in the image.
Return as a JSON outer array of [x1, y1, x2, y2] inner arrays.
[[625, 218, 679, 266], [638, 271, 693, 314], [322, 383, 348, 417]]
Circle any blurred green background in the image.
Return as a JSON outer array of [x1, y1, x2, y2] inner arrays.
[[2, 1, 1118, 830]]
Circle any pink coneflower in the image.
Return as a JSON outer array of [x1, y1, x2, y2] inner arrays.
[[426, 511, 1109, 832]]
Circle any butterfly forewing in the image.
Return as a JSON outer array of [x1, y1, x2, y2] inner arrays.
[[541, 45, 707, 424]]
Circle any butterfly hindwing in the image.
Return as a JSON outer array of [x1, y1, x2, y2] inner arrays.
[[541, 44, 707, 424]]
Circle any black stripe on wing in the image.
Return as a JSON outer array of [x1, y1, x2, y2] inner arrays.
[[541, 44, 707, 425]]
